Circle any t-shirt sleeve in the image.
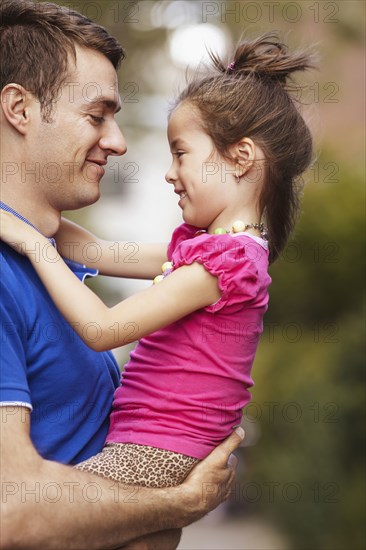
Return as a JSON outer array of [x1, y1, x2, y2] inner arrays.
[[171, 233, 260, 313], [0, 276, 32, 408], [167, 223, 199, 261]]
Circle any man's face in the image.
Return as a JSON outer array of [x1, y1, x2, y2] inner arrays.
[[30, 46, 126, 212]]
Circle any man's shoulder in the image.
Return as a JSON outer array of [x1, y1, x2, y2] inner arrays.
[[1, 241, 26, 268], [0, 242, 35, 292]]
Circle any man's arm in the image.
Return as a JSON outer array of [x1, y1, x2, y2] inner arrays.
[[1, 407, 243, 549]]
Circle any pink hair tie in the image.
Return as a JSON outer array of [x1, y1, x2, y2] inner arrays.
[[227, 61, 235, 72]]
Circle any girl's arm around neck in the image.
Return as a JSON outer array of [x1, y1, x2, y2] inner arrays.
[[101, 261, 221, 350], [55, 217, 168, 280], [37, 257, 220, 351], [34, 255, 220, 351], [0, 211, 220, 352]]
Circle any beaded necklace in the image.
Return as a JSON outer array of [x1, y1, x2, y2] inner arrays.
[[153, 220, 268, 284]]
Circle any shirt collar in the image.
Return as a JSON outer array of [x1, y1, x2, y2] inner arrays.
[[0, 202, 98, 281], [0, 201, 56, 247]]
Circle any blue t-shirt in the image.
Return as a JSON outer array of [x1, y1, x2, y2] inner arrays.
[[0, 203, 120, 464]]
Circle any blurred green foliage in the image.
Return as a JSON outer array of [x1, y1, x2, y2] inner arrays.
[[267, 159, 364, 325], [242, 155, 365, 549]]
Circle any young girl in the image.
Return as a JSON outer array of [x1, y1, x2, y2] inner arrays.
[[0, 33, 314, 488]]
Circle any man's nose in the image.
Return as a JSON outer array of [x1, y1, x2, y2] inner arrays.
[[100, 122, 127, 156]]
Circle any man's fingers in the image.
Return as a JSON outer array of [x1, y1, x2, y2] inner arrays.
[[221, 428, 245, 458], [220, 461, 238, 501], [205, 427, 245, 467], [227, 453, 238, 469]]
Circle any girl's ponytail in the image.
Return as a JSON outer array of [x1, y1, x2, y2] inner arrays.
[[224, 32, 315, 84]]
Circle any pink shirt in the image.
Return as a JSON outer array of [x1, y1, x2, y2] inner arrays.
[[107, 224, 272, 459]]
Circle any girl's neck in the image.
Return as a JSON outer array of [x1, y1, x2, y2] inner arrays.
[[207, 208, 262, 236]]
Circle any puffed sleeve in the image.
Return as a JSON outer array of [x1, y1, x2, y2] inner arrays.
[[167, 223, 199, 260], [171, 233, 261, 313]]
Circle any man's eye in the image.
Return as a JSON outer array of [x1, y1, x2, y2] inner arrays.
[[89, 115, 105, 124]]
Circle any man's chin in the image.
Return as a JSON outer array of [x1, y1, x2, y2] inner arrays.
[[80, 190, 101, 207], [64, 190, 101, 211]]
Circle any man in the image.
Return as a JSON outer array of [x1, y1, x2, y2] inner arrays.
[[0, 1, 243, 548]]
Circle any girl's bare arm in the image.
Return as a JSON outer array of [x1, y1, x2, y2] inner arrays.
[[55, 217, 168, 280], [1, 211, 220, 351]]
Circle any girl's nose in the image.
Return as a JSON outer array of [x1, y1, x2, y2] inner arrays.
[[165, 163, 176, 184]]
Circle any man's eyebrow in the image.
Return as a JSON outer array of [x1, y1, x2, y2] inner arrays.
[[84, 96, 122, 113]]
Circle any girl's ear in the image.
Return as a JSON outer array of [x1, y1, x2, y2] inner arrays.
[[228, 137, 256, 178], [1, 84, 34, 136]]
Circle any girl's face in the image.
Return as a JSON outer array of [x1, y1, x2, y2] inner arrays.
[[165, 103, 237, 230]]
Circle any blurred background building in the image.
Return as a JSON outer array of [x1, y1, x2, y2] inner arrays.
[[51, 1, 365, 548]]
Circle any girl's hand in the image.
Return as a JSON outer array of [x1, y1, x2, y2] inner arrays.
[[0, 210, 47, 256]]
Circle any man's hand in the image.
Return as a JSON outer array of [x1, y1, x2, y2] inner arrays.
[[177, 427, 244, 525], [115, 428, 244, 550]]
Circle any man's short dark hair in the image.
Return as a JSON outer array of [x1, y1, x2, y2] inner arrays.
[[0, 0, 125, 120]]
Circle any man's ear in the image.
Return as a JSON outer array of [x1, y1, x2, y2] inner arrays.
[[228, 137, 256, 178], [1, 84, 35, 135]]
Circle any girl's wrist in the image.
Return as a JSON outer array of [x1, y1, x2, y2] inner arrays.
[[24, 235, 60, 264]]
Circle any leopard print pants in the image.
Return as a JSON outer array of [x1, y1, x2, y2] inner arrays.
[[75, 442, 199, 488]]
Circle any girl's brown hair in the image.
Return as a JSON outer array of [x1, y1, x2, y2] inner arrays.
[[0, 0, 125, 121], [175, 32, 316, 264]]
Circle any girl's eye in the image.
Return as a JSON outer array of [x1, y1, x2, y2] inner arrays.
[[174, 151, 185, 158], [89, 115, 105, 124]]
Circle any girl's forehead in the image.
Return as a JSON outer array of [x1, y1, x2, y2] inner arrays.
[[168, 103, 202, 136]]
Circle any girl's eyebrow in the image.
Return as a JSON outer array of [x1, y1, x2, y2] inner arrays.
[[170, 138, 187, 149]]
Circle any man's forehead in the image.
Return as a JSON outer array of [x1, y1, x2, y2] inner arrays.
[[67, 45, 121, 107]]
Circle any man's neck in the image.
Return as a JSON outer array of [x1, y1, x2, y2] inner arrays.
[[0, 193, 61, 237]]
